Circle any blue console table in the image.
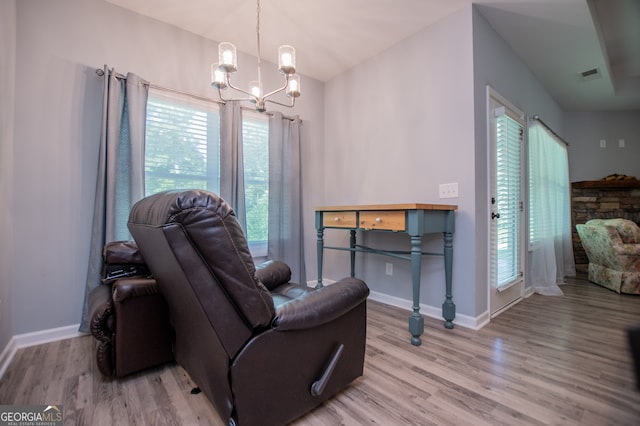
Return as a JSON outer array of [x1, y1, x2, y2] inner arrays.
[[315, 203, 457, 346]]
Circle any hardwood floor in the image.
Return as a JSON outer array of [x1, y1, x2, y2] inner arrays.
[[2, 274, 639, 425]]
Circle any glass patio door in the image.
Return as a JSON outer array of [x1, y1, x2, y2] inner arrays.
[[489, 89, 524, 317]]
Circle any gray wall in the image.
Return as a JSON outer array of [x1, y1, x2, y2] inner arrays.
[[320, 4, 566, 323], [323, 6, 478, 319], [9, 0, 325, 336], [566, 110, 640, 182], [0, 0, 17, 353], [472, 7, 564, 304], [303, 3, 570, 324]]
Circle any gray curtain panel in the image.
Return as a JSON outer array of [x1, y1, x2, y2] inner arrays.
[[268, 112, 306, 285], [219, 100, 247, 235], [79, 67, 148, 332]]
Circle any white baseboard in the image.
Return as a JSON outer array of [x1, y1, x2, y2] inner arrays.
[[524, 285, 535, 298], [307, 278, 490, 330], [0, 336, 17, 380], [368, 290, 489, 331], [13, 324, 84, 348], [0, 324, 85, 380]]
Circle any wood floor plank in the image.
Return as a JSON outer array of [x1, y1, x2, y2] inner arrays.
[[1, 274, 640, 425]]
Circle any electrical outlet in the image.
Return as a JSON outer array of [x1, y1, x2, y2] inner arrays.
[[385, 262, 393, 276], [439, 182, 459, 199]]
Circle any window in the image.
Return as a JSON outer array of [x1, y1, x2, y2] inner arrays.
[[145, 90, 221, 194], [241, 111, 269, 253], [528, 122, 571, 247], [145, 89, 269, 256], [495, 112, 523, 285]]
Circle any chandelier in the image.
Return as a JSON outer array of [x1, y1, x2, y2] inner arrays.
[[211, 0, 301, 112]]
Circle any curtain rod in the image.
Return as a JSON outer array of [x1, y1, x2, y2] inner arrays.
[[239, 106, 297, 121], [148, 82, 225, 106], [528, 114, 569, 146], [95, 67, 223, 105], [96, 67, 297, 121]]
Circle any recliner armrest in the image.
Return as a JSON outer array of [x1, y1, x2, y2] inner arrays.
[[89, 284, 117, 377], [255, 260, 292, 290], [89, 284, 114, 342], [272, 277, 369, 331], [112, 277, 162, 304]]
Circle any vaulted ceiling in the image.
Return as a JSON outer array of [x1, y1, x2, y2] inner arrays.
[[104, 0, 640, 111]]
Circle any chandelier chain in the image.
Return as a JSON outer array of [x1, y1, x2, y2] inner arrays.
[[256, 0, 262, 90]]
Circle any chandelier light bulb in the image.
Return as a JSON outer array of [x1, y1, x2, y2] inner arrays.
[[286, 75, 301, 98], [218, 42, 237, 73], [211, 63, 227, 89], [278, 45, 296, 75], [249, 81, 262, 98]]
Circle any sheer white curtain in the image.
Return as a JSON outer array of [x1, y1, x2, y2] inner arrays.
[[79, 67, 148, 331], [528, 121, 576, 295]]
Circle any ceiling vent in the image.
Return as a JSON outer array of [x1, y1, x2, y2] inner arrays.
[[579, 67, 601, 82]]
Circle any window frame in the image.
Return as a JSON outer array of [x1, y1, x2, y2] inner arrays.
[[144, 89, 270, 258]]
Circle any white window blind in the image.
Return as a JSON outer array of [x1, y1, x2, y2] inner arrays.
[[145, 89, 220, 195], [495, 113, 523, 286], [241, 111, 269, 249], [144, 89, 270, 256]]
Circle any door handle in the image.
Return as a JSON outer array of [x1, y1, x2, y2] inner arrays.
[[491, 212, 501, 219]]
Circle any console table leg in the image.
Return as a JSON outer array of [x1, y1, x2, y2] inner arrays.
[[350, 230, 356, 277], [316, 227, 324, 289], [442, 231, 455, 329], [409, 235, 424, 345], [409, 313, 424, 346]]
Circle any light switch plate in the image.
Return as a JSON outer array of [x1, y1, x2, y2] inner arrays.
[[439, 183, 459, 198]]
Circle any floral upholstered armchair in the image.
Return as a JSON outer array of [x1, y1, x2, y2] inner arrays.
[[576, 218, 640, 294]]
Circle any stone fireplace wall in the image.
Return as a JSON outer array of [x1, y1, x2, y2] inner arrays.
[[571, 180, 640, 271]]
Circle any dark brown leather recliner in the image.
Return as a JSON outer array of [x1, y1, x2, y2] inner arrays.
[[88, 241, 174, 377], [127, 189, 369, 426]]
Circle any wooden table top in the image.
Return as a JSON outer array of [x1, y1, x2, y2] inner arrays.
[[315, 203, 458, 211]]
